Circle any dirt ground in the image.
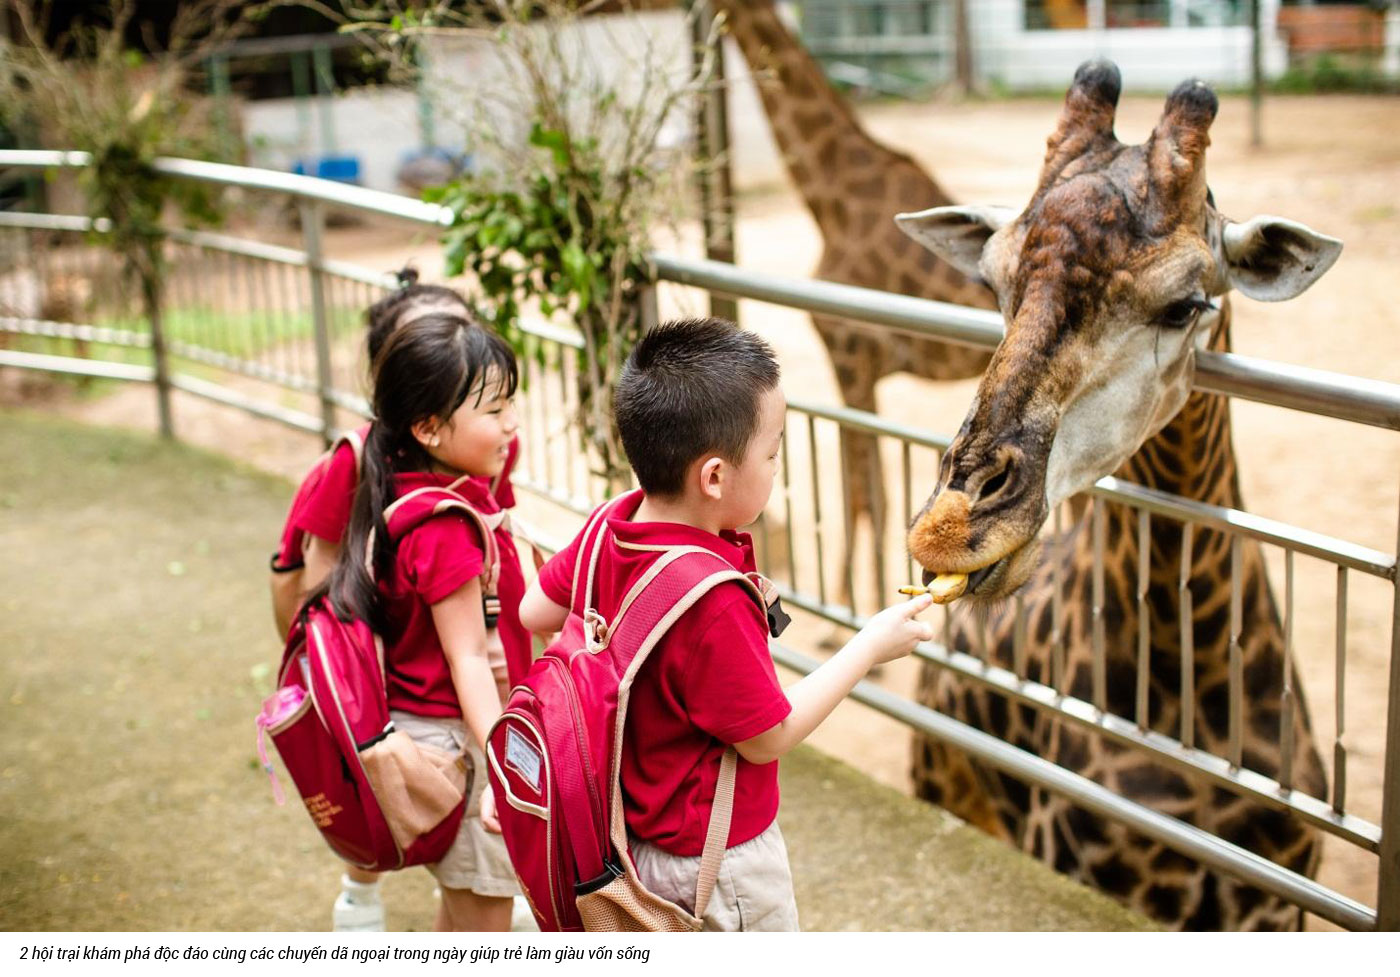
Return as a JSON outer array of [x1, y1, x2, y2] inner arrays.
[[12, 93, 1399, 928]]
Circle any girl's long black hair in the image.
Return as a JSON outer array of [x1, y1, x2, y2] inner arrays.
[[314, 312, 518, 634]]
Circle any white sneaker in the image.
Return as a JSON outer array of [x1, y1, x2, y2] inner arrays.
[[510, 895, 538, 932], [332, 875, 386, 933]]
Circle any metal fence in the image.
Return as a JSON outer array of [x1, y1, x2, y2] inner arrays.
[[1, 151, 1396, 931]]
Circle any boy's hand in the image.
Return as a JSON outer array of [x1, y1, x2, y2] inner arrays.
[[856, 593, 935, 667]]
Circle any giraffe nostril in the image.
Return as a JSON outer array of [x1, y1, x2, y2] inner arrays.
[[977, 458, 1016, 505], [982, 467, 1010, 499]]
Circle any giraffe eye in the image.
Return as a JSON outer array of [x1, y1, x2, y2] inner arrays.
[[1159, 298, 1210, 329]]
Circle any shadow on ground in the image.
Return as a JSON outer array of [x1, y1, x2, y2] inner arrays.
[[0, 410, 1151, 931]]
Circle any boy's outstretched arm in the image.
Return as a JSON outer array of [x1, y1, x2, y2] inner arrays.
[[734, 594, 934, 766], [519, 579, 570, 635]]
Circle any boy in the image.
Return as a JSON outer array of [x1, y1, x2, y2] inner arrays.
[[518, 318, 933, 931]]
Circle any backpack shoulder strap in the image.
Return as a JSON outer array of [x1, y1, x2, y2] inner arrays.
[[338, 427, 367, 479], [381, 486, 505, 595], [595, 547, 767, 923], [570, 490, 644, 617]]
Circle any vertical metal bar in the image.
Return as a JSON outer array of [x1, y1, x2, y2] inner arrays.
[[974, 612, 988, 667], [1052, 504, 1066, 694], [902, 440, 914, 586], [1179, 521, 1195, 749], [257, 257, 276, 377], [276, 260, 297, 383], [515, 340, 534, 481], [561, 344, 576, 501], [1013, 593, 1027, 678], [1136, 509, 1151, 729], [869, 431, 887, 607], [1280, 548, 1296, 792], [1375, 483, 1400, 929], [144, 260, 174, 439], [239, 253, 255, 367], [808, 413, 827, 608], [638, 283, 659, 335], [1092, 497, 1106, 711], [298, 200, 335, 445], [837, 422, 857, 616], [218, 248, 234, 361], [1334, 566, 1348, 814], [781, 412, 797, 591], [1229, 536, 1244, 768], [534, 351, 553, 491]]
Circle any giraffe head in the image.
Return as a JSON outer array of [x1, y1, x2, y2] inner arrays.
[[896, 60, 1341, 601]]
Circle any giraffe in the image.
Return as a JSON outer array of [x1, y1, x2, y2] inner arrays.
[[896, 61, 1339, 930], [712, 0, 993, 613]]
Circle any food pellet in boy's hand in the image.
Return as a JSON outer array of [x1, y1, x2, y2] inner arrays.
[[899, 573, 969, 604]]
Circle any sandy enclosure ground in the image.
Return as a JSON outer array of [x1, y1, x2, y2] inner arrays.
[[27, 93, 1400, 926]]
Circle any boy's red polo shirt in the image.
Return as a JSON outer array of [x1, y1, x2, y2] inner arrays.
[[537, 494, 791, 857], [293, 431, 519, 543], [380, 471, 530, 718]]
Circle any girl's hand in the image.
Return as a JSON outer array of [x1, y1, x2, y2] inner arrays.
[[480, 780, 502, 834], [854, 594, 935, 667]]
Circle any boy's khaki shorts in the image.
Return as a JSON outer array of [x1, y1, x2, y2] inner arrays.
[[629, 820, 800, 932], [390, 711, 519, 898]]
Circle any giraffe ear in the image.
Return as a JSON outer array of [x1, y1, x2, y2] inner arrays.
[[1222, 215, 1342, 302], [894, 205, 1016, 282]]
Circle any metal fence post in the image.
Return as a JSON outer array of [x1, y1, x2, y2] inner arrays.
[[638, 283, 659, 335], [1377, 482, 1400, 929], [299, 199, 336, 446], [143, 265, 174, 440]]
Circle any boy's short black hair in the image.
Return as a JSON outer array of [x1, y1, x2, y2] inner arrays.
[[614, 317, 780, 497]]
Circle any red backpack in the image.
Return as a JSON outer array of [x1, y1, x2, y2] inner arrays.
[[257, 483, 505, 872], [268, 428, 367, 641], [486, 492, 786, 931]]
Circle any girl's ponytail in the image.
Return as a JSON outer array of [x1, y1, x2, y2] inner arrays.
[[324, 421, 399, 632]]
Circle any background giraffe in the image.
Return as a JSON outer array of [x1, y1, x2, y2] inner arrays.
[[898, 62, 1334, 929], [712, 0, 992, 611]]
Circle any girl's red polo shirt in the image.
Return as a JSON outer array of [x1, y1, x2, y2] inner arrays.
[[537, 494, 791, 856], [379, 471, 530, 718], [293, 431, 519, 543]]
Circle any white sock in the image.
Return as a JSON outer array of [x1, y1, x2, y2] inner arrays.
[[340, 875, 381, 903]]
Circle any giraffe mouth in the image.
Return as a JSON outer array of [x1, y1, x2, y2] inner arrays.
[[921, 558, 1005, 597]]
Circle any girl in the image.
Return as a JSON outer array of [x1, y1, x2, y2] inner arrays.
[[274, 270, 520, 931], [320, 312, 528, 932], [295, 271, 519, 601]]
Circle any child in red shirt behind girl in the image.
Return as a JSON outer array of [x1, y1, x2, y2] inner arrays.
[[272, 270, 522, 931], [316, 311, 528, 932]]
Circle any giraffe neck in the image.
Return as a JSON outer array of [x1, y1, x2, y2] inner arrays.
[[1101, 298, 1281, 678], [713, 0, 956, 232], [1115, 300, 1242, 508]]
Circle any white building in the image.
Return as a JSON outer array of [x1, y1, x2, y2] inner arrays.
[[799, 1, 1290, 91]]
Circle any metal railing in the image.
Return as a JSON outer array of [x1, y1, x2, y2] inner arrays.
[[1, 151, 1396, 930]]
